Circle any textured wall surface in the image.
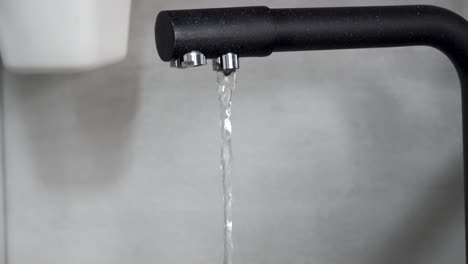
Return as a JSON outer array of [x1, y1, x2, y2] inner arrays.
[[1, 0, 467, 263]]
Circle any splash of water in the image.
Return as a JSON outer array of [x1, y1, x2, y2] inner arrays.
[[217, 70, 236, 264]]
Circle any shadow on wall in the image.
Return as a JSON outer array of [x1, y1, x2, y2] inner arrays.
[[362, 156, 463, 263], [2, 1, 146, 190], [255, 45, 463, 263], [331, 48, 464, 263], [0, 55, 8, 264], [3, 70, 140, 190], [310, 156, 463, 264]]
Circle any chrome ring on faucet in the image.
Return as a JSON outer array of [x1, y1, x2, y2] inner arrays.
[[213, 53, 239, 72], [170, 51, 207, 68]]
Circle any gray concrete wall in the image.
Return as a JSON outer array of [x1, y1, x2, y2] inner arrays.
[[1, 0, 467, 263]]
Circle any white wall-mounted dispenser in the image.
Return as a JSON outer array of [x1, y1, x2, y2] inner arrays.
[[0, 0, 132, 73]]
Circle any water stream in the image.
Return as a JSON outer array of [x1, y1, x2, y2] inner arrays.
[[217, 70, 237, 264]]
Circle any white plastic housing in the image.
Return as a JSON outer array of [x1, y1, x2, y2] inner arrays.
[[0, 0, 132, 73]]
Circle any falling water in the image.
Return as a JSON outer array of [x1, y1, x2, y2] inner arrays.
[[217, 70, 237, 264]]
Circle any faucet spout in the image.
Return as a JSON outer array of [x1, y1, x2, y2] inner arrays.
[[155, 6, 274, 62], [155, 5, 468, 261]]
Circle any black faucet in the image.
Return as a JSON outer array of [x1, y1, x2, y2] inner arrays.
[[155, 5, 468, 261]]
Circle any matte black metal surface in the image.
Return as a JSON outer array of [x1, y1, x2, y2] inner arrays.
[[155, 6, 275, 61]]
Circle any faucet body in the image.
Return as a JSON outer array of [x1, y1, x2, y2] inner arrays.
[[155, 5, 468, 261]]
